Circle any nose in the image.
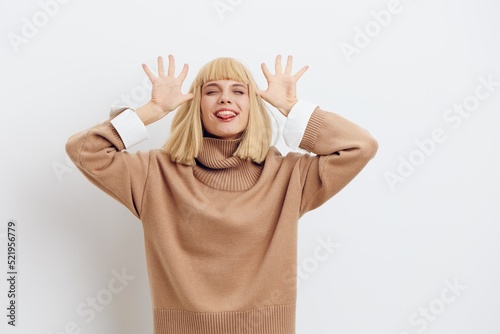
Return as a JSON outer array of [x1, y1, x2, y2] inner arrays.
[[218, 90, 232, 104]]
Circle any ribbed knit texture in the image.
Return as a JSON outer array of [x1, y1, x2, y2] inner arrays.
[[193, 137, 263, 191], [154, 304, 296, 334], [66, 108, 378, 334]]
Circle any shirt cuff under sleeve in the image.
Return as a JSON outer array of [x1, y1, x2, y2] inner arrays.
[[109, 107, 149, 149], [283, 100, 318, 150]]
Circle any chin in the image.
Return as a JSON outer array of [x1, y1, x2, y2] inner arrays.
[[218, 133, 243, 140]]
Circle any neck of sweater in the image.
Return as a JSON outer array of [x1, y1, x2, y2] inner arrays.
[[193, 136, 264, 191]]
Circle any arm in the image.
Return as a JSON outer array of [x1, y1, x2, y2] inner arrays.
[[259, 55, 378, 216], [66, 55, 193, 218], [284, 101, 378, 216], [65, 111, 150, 218]]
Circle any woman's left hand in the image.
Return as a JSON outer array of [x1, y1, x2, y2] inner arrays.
[[258, 55, 309, 117]]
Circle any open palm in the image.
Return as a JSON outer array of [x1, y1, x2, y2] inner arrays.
[[258, 55, 309, 117], [142, 55, 194, 114]]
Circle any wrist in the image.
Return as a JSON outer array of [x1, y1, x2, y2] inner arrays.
[[109, 108, 149, 148], [282, 99, 319, 150], [280, 98, 299, 117], [136, 101, 165, 126]]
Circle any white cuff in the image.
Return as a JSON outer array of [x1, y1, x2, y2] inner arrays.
[[283, 100, 318, 150], [109, 107, 148, 149]]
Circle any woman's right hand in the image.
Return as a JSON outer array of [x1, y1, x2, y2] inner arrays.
[[137, 55, 194, 125]]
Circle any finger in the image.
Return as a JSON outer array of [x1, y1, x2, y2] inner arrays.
[[261, 63, 273, 81], [157, 56, 165, 76], [167, 54, 175, 76], [284, 55, 293, 74], [142, 63, 156, 82], [178, 63, 190, 82], [275, 55, 282, 74], [181, 93, 195, 103], [293, 65, 309, 80]]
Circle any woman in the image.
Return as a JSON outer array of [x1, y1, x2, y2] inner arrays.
[[66, 54, 378, 334]]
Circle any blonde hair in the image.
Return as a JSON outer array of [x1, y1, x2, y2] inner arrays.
[[163, 58, 273, 165]]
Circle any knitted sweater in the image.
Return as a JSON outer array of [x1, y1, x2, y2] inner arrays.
[[65, 101, 378, 334]]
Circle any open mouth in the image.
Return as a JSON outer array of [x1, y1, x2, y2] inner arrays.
[[214, 109, 238, 120]]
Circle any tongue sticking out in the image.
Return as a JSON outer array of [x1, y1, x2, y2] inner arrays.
[[217, 114, 235, 119]]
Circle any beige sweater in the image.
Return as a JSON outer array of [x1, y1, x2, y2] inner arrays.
[[66, 103, 378, 334]]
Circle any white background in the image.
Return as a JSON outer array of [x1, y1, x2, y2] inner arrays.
[[1, 0, 499, 333]]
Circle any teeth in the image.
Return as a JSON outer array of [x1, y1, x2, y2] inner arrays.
[[216, 110, 236, 117]]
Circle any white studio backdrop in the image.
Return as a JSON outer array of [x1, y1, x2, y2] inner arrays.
[[1, 0, 499, 333]]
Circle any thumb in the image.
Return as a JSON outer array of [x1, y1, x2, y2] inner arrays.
[[182, 93, 194, 103], [256, 89, 267, 103]]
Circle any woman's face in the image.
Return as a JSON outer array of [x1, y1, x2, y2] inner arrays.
[[200, 80, 250, 140]]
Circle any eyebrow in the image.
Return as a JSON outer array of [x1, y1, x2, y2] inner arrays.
[[203, 82, 248, 90]]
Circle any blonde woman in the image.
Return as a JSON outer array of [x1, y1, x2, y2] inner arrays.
[[66, 54, 378, 334]]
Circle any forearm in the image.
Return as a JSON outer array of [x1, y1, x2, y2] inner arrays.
[[283, 100, 377, 156], [300, 108, 378, 158]]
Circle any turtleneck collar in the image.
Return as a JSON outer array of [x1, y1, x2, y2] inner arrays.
[[193, 136, 264, 191]]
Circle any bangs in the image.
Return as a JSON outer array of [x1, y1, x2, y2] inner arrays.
[[195, 58, 252, 87]]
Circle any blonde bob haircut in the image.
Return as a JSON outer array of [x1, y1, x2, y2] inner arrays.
[[163, 57, 273, 166]]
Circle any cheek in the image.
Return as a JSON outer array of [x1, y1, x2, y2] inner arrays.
[[200, 106, 208, 119], [238, 96, 250, 112]]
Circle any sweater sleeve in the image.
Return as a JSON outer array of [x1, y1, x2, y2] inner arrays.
[[286, 105, 378, 217], [65, 109, 151, 219]]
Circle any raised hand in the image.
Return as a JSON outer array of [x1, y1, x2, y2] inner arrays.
[[258, 55, 309, 117], [137, 55, 194, 125]]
